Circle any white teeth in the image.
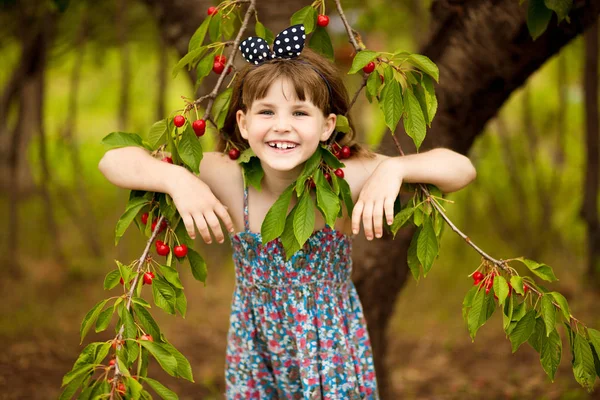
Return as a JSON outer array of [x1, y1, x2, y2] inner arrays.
[[268, 142, 297, 149]]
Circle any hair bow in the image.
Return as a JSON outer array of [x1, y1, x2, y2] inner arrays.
[[239, 24, 306, 65]]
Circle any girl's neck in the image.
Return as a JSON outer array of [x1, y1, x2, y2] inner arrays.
[[260, 160, 304, 197]]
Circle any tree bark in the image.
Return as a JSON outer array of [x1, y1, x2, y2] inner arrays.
[[139, 0, 600, 397], [582, 20, 600, 288]]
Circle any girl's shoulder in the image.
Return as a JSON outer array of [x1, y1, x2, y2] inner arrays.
[[199, 151, 244, 208]]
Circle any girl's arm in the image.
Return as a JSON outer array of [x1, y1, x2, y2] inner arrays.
[[98, 146, 236, 243], [345, 147, 477, 239]]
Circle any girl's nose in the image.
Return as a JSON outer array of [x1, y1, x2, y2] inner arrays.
[[273, 116, 292, 132]]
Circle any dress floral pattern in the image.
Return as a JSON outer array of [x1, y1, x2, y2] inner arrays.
[[225, 185, 379, 399]]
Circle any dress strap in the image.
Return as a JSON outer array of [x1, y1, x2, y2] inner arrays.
[[243, 184, 250, 231]]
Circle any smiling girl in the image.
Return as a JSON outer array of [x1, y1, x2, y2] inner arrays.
[[98, 26, 476, 399]]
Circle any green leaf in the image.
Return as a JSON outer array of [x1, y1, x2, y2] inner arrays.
[[255, 21, 275, 44], [308, 25, 334, 61], [462, 285, 478, 323], [80, 300, 109, 344], [417, 215, 438, 277], [335, 114, 351, 133], [502, 294, 515, 331], [152, 277, 176, 315], [547, 292, 570, 322], [208, 13, 221, 42], [104, 269, 121, 290], [178, 125, 203, 174], [320, 146, 344, 170], [391, 207, 414, 237], [175, 287, 187, 318], [211, 87, 233, 130], [188, 17, 211, 52], [281, 204, 301, 260], [293, 192, 315, 246], [407, 227, 421, 281], [158, 264, 184, 289], [261, 184, 294, 243], [172, 46, 206, 78], [102, 131, 147, 150], [379, 79, 403, 133], [122, 308, 137, 339], [515, 258, 558, 282], [133, 303, 161, 340], [510, 276, 525, 296], [403, 89, 427, 151], [366, 70, 382, 100], [147, 119, 168, 150], [421, 75, 437, 124], [290, 6, 317, 34], [528, 316, 545, 353], [337, 176, 354, 217], [115, 197, 150, 245], [588, 329, 600, 357], [141, 376, 179, 400], [59, 374, 87, 400], [493, 275, 510, 306], [95, 307, 113, 333], [540, 328, 562, 381], [544, 0, 572, 22], [348, 50, 378, 75], [573, 333, 597, 391], [412, 83, 430, 127], [407, 54, 439, 82], [296, 150, 322, 196], [237, 147, 257, 164], [132, 297, 151, 308], [467, 288, 493, 340], [509, 309, 536, 353], [527, 0, 553, 40], [195, 49, 217, 89], [162, 342, 195, 382], [140, 341, 178, 377], [187, 247, 207, 283], [316, 180, 340, 228], [541, 295, 556, 337], [241, 156, 264, 191]]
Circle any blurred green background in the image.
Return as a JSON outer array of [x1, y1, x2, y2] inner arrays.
[[0, 0, 599, 398]]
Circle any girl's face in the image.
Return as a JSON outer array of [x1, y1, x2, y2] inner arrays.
[[236, 78, 336, 175]]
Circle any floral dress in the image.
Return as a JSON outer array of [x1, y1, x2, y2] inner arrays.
[[225, 185, 379, 399]]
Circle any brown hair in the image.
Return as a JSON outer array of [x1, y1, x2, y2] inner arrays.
[[217, 47, 372, 158]]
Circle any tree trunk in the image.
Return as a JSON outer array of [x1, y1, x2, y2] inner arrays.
[[140, 0, 600, 397], [582, 20, 600, 289]]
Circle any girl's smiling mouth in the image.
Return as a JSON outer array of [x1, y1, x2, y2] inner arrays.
[[266, 141, 299, 151]]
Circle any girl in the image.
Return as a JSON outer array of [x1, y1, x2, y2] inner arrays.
[[98, 27, 476, 400]]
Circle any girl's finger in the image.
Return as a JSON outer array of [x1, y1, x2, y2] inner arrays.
[[214, 203, 235, 234], [352, 199, 365, 235], [384, 197, 395, 226], [373, 199, 384, 238], [204, 211, 225, 244], [192, 213, 212, 244], [182, 214, 196, 240], [362, 201, 375, 240]]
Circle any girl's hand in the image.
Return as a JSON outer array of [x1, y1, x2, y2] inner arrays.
[[167, 169, 234, 244], [351, 158, 403, 240]]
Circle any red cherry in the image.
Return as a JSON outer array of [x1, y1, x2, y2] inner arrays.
[[151, 219, 167, 233], [192, 119, 206, 137], [332, 143, 341, 153], [308, 178, 316, 189], [119, 277, 124, 285], [473, 278, 482, 286], [523, 285, 529, 294], [363, 61, 375, 74], [109, 359, 116, 366], [340, 145, 351, 159], [117, 382, 126, 395], [173, 244, 188, 258], [317, 14, 330, 27], [213, 61, 225, 75], [333, 149, 342, 159], [157, 244, 170, 256], [141, 212, 149, 225], [143, 271, 155, 285], [161, 156, 173, 164], [214, 55, 227, 65], [485, 287, 491, 295], [228, 148, 240, 160], [334, 168, 344, 179], [173, 115, 185, 127], [472, 271, 484, 281], [324, 172, 332, 183], [140, 334, 154, 342], [207, 6, 218, 15], [485, 279, 494, 289]]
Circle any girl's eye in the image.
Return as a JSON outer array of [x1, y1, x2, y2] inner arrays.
[[294, 111, 307, 116], [259, 110, 273, 115]]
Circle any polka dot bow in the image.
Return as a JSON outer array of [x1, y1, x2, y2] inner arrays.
[[239, 24, 306, 65]]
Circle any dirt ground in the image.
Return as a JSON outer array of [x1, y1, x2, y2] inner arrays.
[[0, 255, 599, 400]]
